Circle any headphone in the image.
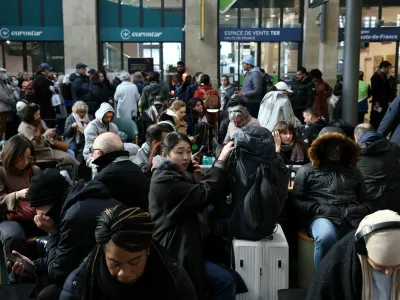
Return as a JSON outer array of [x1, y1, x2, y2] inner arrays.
[[355, 221, 400, 256]]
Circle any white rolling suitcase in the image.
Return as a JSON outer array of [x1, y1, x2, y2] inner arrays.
[[233, 224, 289, 300]]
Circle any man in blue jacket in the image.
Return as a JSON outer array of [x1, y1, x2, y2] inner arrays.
[[378, 95, 400, 147], [235, 55, 262, 118]]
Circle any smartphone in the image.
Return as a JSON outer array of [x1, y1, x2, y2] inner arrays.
[[187, 160, 196, 173], [7, 253, 37, 274]]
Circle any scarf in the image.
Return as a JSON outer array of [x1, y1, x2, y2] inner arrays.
[[72, 112, 89, 144], [280, 140, 305, 163]]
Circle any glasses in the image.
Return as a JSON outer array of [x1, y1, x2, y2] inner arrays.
[[17, 156, 34, 163]]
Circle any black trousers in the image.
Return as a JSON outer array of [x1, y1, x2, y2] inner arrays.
[[37, 283, 62, 300]]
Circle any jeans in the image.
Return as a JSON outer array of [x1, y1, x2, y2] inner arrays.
[[69, 140, 77, 153], [204, 260, 236, 300], [0, 221, 26, 282], [66, 149, 76, 159], [310, 218, 354, 269]]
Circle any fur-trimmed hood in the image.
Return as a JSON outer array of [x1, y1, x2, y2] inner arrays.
[[308, 132, 360, 168]]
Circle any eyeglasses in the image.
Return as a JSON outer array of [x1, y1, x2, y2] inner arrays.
[[17, 156, 34, 163]]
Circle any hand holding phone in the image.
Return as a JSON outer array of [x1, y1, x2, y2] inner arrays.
[[7, 251, 36, 275]]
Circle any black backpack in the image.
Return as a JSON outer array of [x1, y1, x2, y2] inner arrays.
[[227, 126, 289, 240]]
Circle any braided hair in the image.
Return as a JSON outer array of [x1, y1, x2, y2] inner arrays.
[[84, 206, 155, 300]]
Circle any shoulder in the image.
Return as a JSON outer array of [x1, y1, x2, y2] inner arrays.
[[61, 259, 88, 300]]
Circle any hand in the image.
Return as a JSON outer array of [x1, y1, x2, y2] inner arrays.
[[83, 118, 90, 123], [7, 250, 34, 276], [34, 214, 57, 235], [192, 160, 202, 182], [49, 86, 55, 94], [44, 128, 56, 138], [218, 141, 235, 162], [189, 136, 197, 143], [375, 102, 381, 109], [16, 188, 29, 199], [236, 91, 245, 98], [273, 131, 281, 151], [72, 122, 77, 129]]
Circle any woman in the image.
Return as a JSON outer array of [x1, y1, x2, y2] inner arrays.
[[272, 121, 309, 165], [84, 72, 109, 116], [310, 69, 332, 122], [133, 71, 145, 95], [194, 74, 220, 109], [140, 72, 170, 112], [60, 205, 196, 300], [219, 75, 235, 112], [149, 133, 237, 300], [224, 105, 260, 143], [18, 103, 78, 167], [163, 100, 187, 135], [185, 98, 209, 151], [63, 101, 92, 153], [114, 72, 140, 119], [0, 135, 41, 282]]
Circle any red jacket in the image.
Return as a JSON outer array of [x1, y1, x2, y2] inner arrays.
[[194, 85, 220, 109]]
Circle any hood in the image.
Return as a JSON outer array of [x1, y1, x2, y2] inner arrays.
[[263, 91, 286, 104], [95, 102, 115, 122], [147, 82, 163, 95], [359, 137, 392, 155], [92, 150, 130, 171], [306, 118, 326, 129], [69, 73, 81, 82], [309, 132, 360, 169], [248, 67, 261, 74], [166, 109, 178, 119]]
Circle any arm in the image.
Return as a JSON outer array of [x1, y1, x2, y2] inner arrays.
[[367, 84, 372, 98], [307, 84, 316, 108], [291, 166, 317, 219], [325, 83, 333, 98], [70, 80, 79, 101], [139, 90, 148, 111], [0, 171, 18, 211], [83, 124, 96, 167], [378, 97, 400, 137], [244, 73, 262, 99], [63, 115, 75, 138]]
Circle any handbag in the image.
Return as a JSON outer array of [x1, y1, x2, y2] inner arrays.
[[52, 139, 69, 152], [51, 94, 61, 107], [0, 167, 36, 222]]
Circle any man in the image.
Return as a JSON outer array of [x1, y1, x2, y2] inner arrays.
[[236, 55, 263, 118], [370, 60, 392, 129], [133, 123, 174, 172], [83, 102, 118, 168], [176, 61, 186, 76], [91, 132, 149, 211], [34, 63, 55, 119], [355, 123, 400, 213], [358, 71, 372, 124], [186, 72, 203, 101], [258, 81, 299, 131], [300, 108, 326, 146], [114, 72, 140, 119], [378, 95, 400, 147], [260, 68, 274, 98], [70, 63, 90, 101], [9, 169, 122, 300], [0, 68, 15, 140], [291, 67, 316, 123], [306, 210, 400, 300], [292, 127, 371, 268]]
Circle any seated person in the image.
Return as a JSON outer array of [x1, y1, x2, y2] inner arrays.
[[355, 123, 400, 213], [18, 103, 78, 166], [291, 127, 371, 269], [60, 205, 196, 300], [185, 98, 210, 151], [306, 210, 400, 300], [272, 121, 309, 165], [133, 123, 174, 172], [224, 105, 260, 143], [300, 108, 326, 146], [161, 100, 188, 135], [63, 101, 92, 153], [0, 135, 41, 283], [149, 132, 236, 300]]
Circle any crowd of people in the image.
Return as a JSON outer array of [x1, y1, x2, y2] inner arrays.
[[0, 56, 400, 300]]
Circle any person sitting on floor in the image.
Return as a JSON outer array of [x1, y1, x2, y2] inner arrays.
[[60, 205, 197, 300]]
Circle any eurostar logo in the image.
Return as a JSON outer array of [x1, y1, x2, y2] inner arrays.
[[121, 29, 131, 40], [0, 28, 10, 39]]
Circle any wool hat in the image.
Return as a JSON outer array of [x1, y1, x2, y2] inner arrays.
[[242, 55, 255, 66], [275, 81, 293, 93], [76, 63, 88, 69], [318, 126, 345, 137], [28, 169, 70, 208]]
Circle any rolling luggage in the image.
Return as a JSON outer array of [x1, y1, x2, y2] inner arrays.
[[233, 224, 289, 300]]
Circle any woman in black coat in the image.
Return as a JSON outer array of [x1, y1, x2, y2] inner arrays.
[[185, 98, 210, 152], [33, 64, 55, 119], [84, 72, 109, 115], [149, 132, 236, 300]]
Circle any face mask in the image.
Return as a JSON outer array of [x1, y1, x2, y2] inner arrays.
[[0, 74, 6, 80], [13, 80, 18, 87]]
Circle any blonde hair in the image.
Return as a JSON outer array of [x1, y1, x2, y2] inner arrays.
[[72, 101, 88, 113], [170, 100, 186, 111]]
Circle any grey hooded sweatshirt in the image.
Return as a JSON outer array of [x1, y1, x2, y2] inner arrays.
[[242, 67, 263, 104]]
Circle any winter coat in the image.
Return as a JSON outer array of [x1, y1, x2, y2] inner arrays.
[[186, 82, 199, 101], [357, 136, 400, 213], [219, 85, 235, 111], [33, 180, 122, 285], [0, 80, 16, 113], [83, 81, 109, 116], [194, 85, 221, 108], [114, 81, 140, 118], [132, 142, 151, 172], [134, 80, 145, 95], [92, 151, 149, 211], [313, 79, 332, 121], [224, 117, 260, 143], [60, 241, 197, 300], [241, 67, 263, 104], [290, 75, 316, 111], [299, 119, 326, 146], [140, 82, 170, 111], [371, 71, 392, 108], [70, 73, 90, 102], [306, 229, 362, 300], [63, 113, 93, 145], [83, 103, 119, 167], [378, 95, 400, 147], [149, 167, 230, 299], [258, 91, 299, 131], [34, 73, 55, 119], [291, 132, 371, 228]]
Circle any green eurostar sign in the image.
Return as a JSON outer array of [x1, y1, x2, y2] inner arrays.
[[220, 0, 238, 13], [0, 26, 63, 41]]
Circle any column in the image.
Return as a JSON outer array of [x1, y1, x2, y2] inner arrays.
[[62, 0, 99, 75], [185, 0, 219, 85]]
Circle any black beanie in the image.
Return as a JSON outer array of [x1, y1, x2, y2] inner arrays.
[[318, 126, 345, 137], [28, 169, 70, 208]]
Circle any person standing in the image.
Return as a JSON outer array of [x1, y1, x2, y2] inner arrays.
[[370, 60, 392, 129], [83, 72, 109, 116], [114, 72, 140, 119], [140, 72, 170, 112], [33, 63, 56, 120], [358, 71, 372, 124], [186, 72, 203, 101], [235, 55, 263, 118], [0, 69, 16, 140], [219, 75, 235, 112], [70, 63, 90, 102], [378, 95, 400, 147], [310, 69, 332, 122], [291, 67, 316, 123]]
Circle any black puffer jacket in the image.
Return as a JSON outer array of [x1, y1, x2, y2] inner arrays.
[[290, 75, 316, 110], [83, 81, 109, 115], [300, 118, 326, 146], [70, 73, 90, 101], [33, 73, 54, 119], [357, 136, 400, 213], [292, 132, 371, 228]]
